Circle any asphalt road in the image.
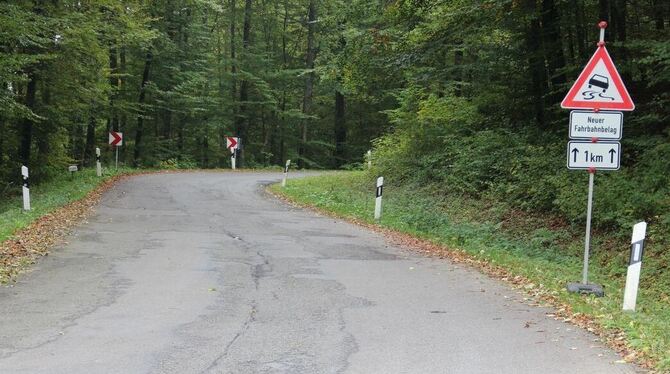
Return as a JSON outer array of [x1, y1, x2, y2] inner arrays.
[[0, 172, 643, 374]]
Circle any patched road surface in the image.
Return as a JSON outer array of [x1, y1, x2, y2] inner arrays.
[[0, 172, 643, 373]]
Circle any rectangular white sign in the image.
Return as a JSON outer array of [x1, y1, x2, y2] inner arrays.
[[569, 111, 622, 140], [567, 141, 621, 170]]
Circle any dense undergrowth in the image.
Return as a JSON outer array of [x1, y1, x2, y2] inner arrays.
[[271, 171, 670, 371]]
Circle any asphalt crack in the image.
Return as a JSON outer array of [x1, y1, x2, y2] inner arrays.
[[200, 301, 258, 373]]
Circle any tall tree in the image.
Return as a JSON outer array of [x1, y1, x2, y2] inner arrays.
[[298, 0, 317, 168]]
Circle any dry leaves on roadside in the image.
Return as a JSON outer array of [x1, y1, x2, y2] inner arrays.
[[0, 174, 133, 282]]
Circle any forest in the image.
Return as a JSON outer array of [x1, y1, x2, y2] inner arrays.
[[1, 0, 669, 235]]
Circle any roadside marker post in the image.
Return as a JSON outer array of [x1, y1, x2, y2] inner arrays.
[[96, 147, 102, 177], [68, 165, 78, 179], [374, 176, 384, 221], [623, 222, 647, 312], [226, 137, 239, 170], [109, 131, 123, 169], [367, 150, 372, 169], [563, 21, 634, 297], [282, 159, 291, 187], [21, 166, 30, 211]]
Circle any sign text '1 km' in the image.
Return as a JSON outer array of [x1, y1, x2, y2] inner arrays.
[[567, 141, 620, 170]]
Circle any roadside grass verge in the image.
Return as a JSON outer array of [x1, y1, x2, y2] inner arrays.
[[0, 167, 146, 282], [270, 171, 670, 372], [0, 168, 133, 243]]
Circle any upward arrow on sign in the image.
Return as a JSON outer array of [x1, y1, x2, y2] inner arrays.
[[561, 45, 634, 111]]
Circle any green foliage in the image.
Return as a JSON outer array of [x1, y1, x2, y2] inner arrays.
[[156, 157, 198, 170]]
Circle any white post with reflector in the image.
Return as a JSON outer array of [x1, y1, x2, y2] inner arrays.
[[226, 137, 238, 170], [21, 166, 30, 211], [623, 222, 647, 312], [96, 147, 102, 177], [374, 176, 384, 221], [282, 159, 291, 187]]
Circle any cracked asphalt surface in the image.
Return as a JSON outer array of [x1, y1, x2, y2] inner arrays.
[[0, 172, 643, 373]]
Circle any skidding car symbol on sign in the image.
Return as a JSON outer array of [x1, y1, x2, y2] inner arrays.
[[582, 74, 615, 101]]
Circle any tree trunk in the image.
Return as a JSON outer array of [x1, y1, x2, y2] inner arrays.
[[652, 0, 665, 30], [84, 115, 96, 166], [202, 136, 209, 168], [526, 15, 547, 128], [19, 74, 37, 167], [614, 0, 629, 81], [109, 46, 119, 133], [541, 0, 567, 104], [454, 46, 464, 97], [273, 0, 289, 165], [133, 52, 153, 167], [572, 0, 586, 60], [334, 91, 346, 168], [178, 114, 186, 159], [599, 0, 609, 23], [299, 0, 317, 168], [235, 0, 252, 168], [119, 46, 127, 163]]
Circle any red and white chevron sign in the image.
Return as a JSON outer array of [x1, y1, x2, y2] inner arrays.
[[226, 136, 238, 150], [109, 131, 123, 146]]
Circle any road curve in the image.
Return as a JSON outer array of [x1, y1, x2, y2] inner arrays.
[[0, 172, 642, 373]]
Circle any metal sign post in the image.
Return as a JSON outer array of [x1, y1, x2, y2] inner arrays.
[[563, 21, 634, 297], [582, 170, 595, 285]]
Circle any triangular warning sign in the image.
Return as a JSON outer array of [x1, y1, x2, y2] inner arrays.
[[561, 46, 634, 111]]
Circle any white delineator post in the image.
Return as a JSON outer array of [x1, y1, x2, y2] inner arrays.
[[96, 147, 102, 177], [21, 165, 30, 211], [374, 176, 384, 221], [231, 149, 236, 170], [623, 222, 647, 312], [367, 150, 372, 169], [282, 159, 291, 187]]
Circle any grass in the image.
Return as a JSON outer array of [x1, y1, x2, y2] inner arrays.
[[0, 167, 136, 243], [270, 171, 670, 372]]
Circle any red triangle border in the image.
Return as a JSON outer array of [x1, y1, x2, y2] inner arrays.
[[561, 46, 635, 111]]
